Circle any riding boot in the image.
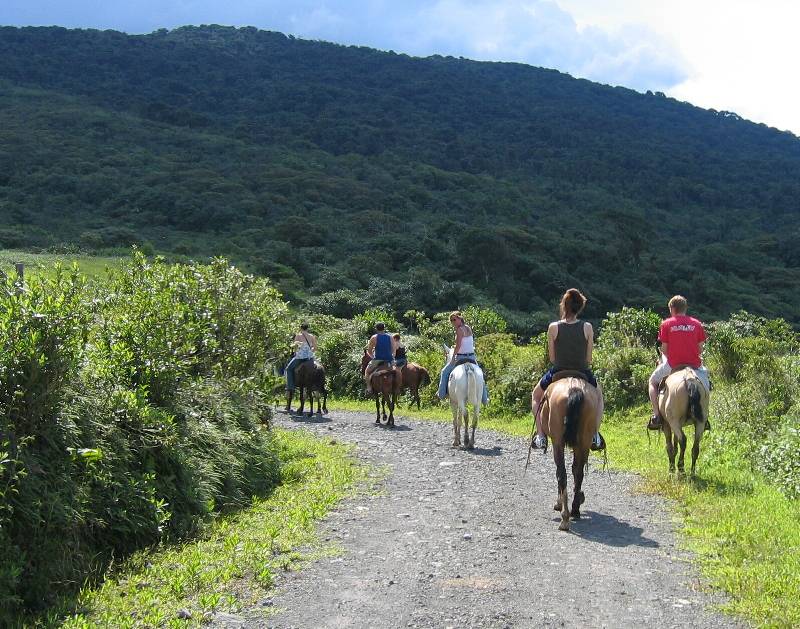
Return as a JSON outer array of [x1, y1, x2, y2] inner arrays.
[[647, 413, 663, 430]]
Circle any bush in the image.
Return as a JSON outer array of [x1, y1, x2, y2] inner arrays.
[[0, 254, 289, 622], [758, 408, 800, 499]]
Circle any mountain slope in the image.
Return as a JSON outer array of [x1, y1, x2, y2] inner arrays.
[[0, 25, 799, 327]]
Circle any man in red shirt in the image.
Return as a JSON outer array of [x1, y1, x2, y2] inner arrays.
[[647, 295, 710, 430]]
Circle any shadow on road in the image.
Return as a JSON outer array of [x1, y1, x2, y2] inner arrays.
[[372, 422, 413, 431], [287, 413, 333, 424], [569, 511, 660, 548], [466, 446, 504, 457]]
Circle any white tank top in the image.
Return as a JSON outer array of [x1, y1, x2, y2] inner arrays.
[[459, 334, 475, 354]]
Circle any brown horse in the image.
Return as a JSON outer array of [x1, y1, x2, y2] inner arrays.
[[286, 360, 328, 417], [658, 367, 709, 476], [538, 375, 601, 531], [400, 363, 431, 409], [361, 351, 402, 427]]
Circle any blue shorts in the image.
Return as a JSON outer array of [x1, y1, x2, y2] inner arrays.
[[539, 367, 597, 390]]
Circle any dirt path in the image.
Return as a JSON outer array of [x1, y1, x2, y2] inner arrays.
[[236, 410, 743, 628]]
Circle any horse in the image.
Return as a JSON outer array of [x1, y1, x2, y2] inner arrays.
[[400, 363, 431, 409], [538, 374, 601, 531], [286, 360, 328, 417], [443, 345, 484, 450], [658, 367, 709, 476], [360, 351, 402, 427]]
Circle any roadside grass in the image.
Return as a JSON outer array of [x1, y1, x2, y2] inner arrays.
[[0, 249, 122, 279], [46, 429, 367, 628], [335, 395, 800, 627]]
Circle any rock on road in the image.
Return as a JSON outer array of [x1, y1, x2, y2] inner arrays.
[[236, 410, 742, 629]]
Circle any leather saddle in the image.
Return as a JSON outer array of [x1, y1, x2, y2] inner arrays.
[[454, 356, 478, 367], [551, 369, 589, 384]]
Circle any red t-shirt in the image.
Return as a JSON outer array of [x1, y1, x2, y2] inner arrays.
[[659, 315, 706, 368]]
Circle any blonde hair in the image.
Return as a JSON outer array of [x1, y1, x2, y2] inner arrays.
[[559, 288, 586, 319], [449, 310, 463, 323], [668, 295, 688, 313]]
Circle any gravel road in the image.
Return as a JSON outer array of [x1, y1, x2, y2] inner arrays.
[[230, 409, 743, 628]]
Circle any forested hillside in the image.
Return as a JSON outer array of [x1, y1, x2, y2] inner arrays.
[[1, 25, 799, 328]]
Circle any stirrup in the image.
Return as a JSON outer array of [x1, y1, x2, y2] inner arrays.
[[591, 433, 605, 451], [531, 434, 547, 450], [647, 414, 662, 430]]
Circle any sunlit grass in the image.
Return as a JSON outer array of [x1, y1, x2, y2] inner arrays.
[[49, 429, 368, 628], [0, 249, 122, 280]]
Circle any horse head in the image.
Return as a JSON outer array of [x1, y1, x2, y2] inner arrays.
[[443, 344, 454, 364]]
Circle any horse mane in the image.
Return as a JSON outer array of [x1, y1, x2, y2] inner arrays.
[[563, 387, 584, 447]]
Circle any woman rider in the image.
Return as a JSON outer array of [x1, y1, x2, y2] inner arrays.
[[530, 289, 605, 450], [436, 311, 489, 404], [393, 333, 408, 368]]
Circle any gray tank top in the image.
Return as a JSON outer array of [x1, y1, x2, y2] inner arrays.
[[554, 321, 588, 370]]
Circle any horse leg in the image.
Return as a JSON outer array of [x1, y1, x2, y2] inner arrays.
[[462, 406, 470, 449], [691, 423, 705, 477], [322, 390, 328, 414], [677, 429, 688, 476], [451, 399, 461, 448], [663, 421, 676, 473], [388, 392, 395, 427], [469, 406, 478, 450], [381, 394, 388, 421], [375, 393, 381, 424], [306, 390, 314, 417], [285, 390, 293, 413], [571, 449, 587, 519], [553, 444, 570, 531]]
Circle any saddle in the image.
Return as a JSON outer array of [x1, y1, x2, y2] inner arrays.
[[454, 356, 478, 367], [372, 364, 396, 378], [551, 369, 589, 384], [657, 364, 694, 393]]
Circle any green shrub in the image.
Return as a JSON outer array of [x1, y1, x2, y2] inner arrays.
[[0, 254, 288, 622], [758, 409, 800, 499]]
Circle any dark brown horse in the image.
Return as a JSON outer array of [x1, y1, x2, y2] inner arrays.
[[400, 363, 431, 409], [537, 375, 602, 531], [286, 360, 328, 417], [361, 351, 402, 427]]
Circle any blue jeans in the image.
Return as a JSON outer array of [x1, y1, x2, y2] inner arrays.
[[285, 357, 309, 391], [437, 353, 489, 404]]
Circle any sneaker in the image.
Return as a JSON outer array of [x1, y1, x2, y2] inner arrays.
[[531, 434, 547, 449], [591, 432, 605, 451], [647, 414, 662, 430]]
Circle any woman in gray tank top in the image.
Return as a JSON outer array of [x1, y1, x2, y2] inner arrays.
[[530, 289, 605, 451]]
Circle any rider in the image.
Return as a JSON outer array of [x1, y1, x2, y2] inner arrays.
[[364, 322, 398, 394], [285, 323, 317, 394], [530, 289, 604, 451], [436, 311, 489, 404], [393, 333, 408, 368], [647, 295, 709, 430]]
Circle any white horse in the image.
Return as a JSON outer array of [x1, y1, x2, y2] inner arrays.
[[443, 345, 485, 449]]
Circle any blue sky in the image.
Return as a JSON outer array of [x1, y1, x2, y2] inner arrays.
[[2, 0, 798, 135]]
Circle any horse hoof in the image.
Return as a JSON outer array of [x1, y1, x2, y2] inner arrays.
[[570, 509, 581, 520], [558, 520, 570, 532], [375, 418, 381, 424], [452, 442, 460, 448], [553, 502, 562, 511], [466, 442, 475, 451]]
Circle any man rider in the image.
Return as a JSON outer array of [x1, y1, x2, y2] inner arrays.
[[364, 322, 398, 394], [647, 295, 710, 430]]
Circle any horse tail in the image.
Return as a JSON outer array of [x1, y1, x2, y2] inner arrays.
[[687, 378, 704, 424], [420, 367, 431, 386], [564, 387, 584, 448], [466, 366, 478, 406]]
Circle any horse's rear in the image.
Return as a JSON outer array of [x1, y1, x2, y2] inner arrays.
[[541, 378, 599, 531], [371, 366, 402, 427], [401, 363, 430, 409], [448, 363, 484, 449], [659, 368, 709, 476], [293, 361, 328, 417]]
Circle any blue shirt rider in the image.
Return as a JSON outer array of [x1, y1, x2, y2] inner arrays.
[[364, 322, 398, 394]]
